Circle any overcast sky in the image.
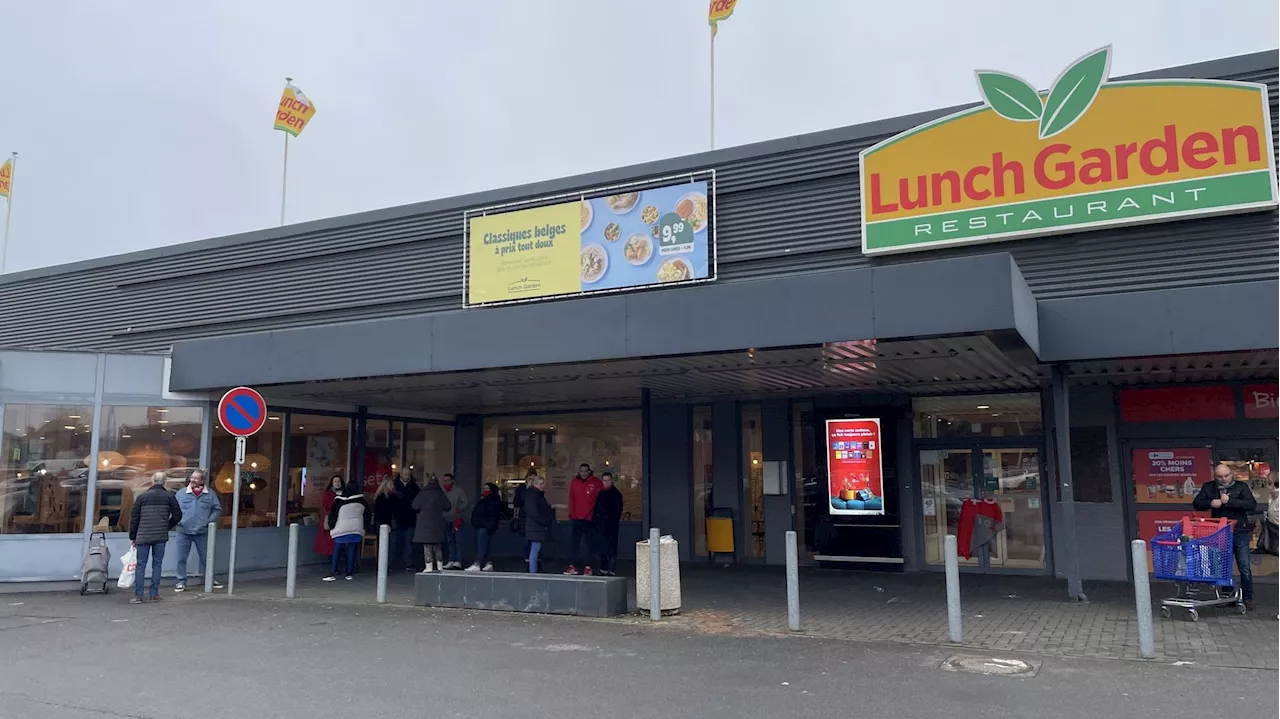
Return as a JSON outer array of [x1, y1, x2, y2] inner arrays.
[[0, 0, 1275, 273]]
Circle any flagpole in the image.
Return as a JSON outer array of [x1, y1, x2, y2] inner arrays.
[[279, 76, 292, 227], [1, 152, 16, 275], [280, 132, 290, 227], [710, 28, 716, 150]]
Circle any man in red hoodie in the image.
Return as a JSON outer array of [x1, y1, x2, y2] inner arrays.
[[565, 463, 603, 575]]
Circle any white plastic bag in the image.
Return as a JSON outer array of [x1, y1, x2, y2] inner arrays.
[[117, 547, 137, 589]]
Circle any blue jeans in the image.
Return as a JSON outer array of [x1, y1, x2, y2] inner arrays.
[[134, 542, 166, 600], [443, 524, 460, 564], [474, 528, 492, 566], [1233, 531, 1254, 600], [173, 532, 208, 587], [528, 541, 543, 573], [331, 538, 359, 576]]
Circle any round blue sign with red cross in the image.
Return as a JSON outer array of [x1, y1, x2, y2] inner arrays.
[[217, 387, 268, 437]]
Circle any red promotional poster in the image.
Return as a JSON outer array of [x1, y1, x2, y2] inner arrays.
[[825, 418, 884, 516], [1243, 383, 1279, 419], [1131, 447, 1212, 504]]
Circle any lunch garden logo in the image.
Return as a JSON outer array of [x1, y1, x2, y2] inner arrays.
[[506, 277, 542, 294], [859, 46, 1278, 255]]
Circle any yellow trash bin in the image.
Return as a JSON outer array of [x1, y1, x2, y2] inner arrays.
[[706, 508, 735, 561]]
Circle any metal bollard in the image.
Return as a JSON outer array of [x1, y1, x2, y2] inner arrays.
[[1130, 540, 1155, 659], [944, 534, 963, 643], [785, 530, 800, 631], [203, 522, 217, 594], [285, 523, 299, 599], [649, 527, 661, 621], [376, 524, 390, 604]]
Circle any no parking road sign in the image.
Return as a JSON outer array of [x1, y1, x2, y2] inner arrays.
[[217, 386, 268, 437]]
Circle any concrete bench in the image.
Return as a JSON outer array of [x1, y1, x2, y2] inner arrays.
[[414, 571, 628, 617]]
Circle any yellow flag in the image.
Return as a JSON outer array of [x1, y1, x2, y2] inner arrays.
[[273, 80, 316, 137], [709, 0, 738, 37], [0, 159, 12, 199]]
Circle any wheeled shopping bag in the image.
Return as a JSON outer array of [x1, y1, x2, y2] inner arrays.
[[80, 532, 111, 595]]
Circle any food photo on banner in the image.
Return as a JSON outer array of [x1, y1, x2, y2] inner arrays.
[[825, 419, 884, 516], [465, 178, 712, 306], [1132, 447, 1213, 504]]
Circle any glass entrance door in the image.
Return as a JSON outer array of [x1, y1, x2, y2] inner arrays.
[[920, 445, 1047, 571]]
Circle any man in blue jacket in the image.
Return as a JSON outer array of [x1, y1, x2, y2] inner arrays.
[[173, 469, 223, 593]]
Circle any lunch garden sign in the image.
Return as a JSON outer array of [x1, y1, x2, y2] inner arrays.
[[859, 46, 1278, 255]]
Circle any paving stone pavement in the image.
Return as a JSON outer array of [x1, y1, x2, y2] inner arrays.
[[220, 560, 1277, 668]]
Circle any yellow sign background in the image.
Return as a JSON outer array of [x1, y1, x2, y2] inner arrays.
[[467, 201, 582, 305], [862, 81, 1273, 222]]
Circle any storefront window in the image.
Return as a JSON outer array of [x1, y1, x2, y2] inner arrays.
[[405, 422, 453, 484], [913, 394, 1042, 439], [361, 419, 396, 496], [483, 411, 641, 522], [742, 404, 763, 558], [212, 413, 284, 528], [1, 404, 94, 534], [692, 406, 713, 557], [98, 406, 204, 533], [285, 414, 350, 525], [791, 401, 817, 558]]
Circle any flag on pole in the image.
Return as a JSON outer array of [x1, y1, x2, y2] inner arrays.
[[273, 80, 316, 137], [0, 158, 12, 198], [709, 0, 738, 37]]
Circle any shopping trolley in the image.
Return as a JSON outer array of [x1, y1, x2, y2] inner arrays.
[[1150, 517, 1242, 622]]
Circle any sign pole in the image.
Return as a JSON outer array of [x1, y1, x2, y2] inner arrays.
[[280, 131, 290, 227], [709, 29, 716, 150], [228, 435, 245, 595], [1, 152, 16, 275]]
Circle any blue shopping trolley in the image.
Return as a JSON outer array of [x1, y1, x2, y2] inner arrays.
[[1150, 517, 1244, 622]]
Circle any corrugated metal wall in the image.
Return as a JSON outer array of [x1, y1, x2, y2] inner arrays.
[[0, 65, 1275, 353]]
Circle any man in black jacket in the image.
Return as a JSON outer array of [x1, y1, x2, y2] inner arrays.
[[129, 472, 182, 604], [592, 472, 624, 576], [394, 470, 421, 570], [1192, 463, 1259, 610]]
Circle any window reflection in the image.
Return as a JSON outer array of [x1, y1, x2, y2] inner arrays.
[[98, 406, 203, 533], [212, 414, 284, 528], [1, 404, 94, 534], [913, 394, 1042, 439], [285, 414, 349, 526]]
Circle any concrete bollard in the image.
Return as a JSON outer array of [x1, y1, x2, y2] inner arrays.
[[649, 527, 661, 621], [944, 534, 962, 643], [203, 522, 216, 594], [1130, 539, 1155, 659], [376, 524, 390, 604], [785, 530, 800, 631], [285, 523, 299, 599]]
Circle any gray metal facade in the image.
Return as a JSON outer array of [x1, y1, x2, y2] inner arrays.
[[0, 52, 1275, 354]]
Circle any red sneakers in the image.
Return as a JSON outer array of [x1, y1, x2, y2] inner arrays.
[[563, 566, 579, 575], [583, 567, 594, 576]]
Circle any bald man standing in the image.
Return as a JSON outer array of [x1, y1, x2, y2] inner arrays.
[[1192, 463, 1259, 610]]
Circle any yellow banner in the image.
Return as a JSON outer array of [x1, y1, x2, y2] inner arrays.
[[274, 81, 316, 137], [467, 201, 582, 305], [709, 0, 737, 35], [0, 159, 10, 198]]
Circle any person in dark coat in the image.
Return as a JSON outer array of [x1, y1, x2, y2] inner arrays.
[[372, 478, 399, 533], [1192, 462, 1260, 610], [592, 472, 624, 576], [129, 472, 182, 604], [394, 469, 421, 570], [466, 482, 503, 572], [411, 476, 452, 572], [523, 475, 554, 573]]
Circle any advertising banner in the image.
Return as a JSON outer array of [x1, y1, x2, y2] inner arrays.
[[466, 179, 711, 306], [859, 45, 1277, 255], [1243, 383, 1279, 419], [1132, 447, 1212, 504], [825, 418, 884, 516]]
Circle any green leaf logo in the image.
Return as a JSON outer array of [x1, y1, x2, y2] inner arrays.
[[1038, 46, 1111, 139], [975, 71, 1043, 122]]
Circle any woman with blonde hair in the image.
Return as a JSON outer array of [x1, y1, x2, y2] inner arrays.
[[372, 476, 400, 536]]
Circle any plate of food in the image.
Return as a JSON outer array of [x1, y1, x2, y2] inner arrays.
[[603, 222, 621, 242], [581, 244, 608, 284], [623, 233, 653, 266], [580, 200, 594, 232], [606, 192, 640, 214], [640, 204, 659, 224], [656, 257, 693, 283], [674, 191, 709, 233]]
